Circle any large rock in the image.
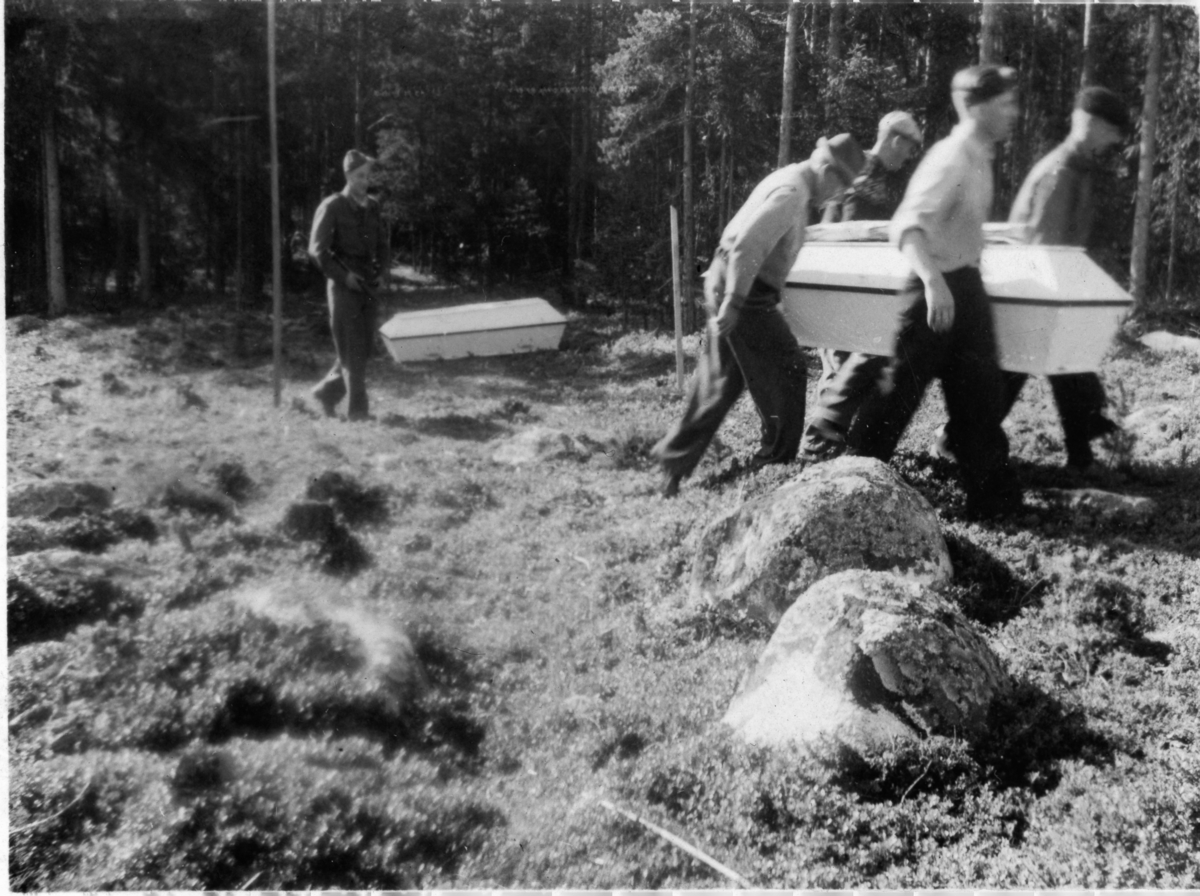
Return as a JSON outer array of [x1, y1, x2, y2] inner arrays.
[[691, 456, 952, 623], [1041, 488, 1158, 523], [8, 479, 114, 521], [723, 570, 1010, 752], [1139, 330, 1200, 356]]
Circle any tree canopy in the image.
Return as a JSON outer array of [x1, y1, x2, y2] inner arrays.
[[5, 1, 1198, 327]]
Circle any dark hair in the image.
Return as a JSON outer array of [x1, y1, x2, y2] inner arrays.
[[951, 65, 1019, 106], [1076, 86, 1132, 134]]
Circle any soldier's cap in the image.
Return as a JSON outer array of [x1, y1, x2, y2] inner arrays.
[[343, 149, 377, 175], [1076, 86, 1132, 134], [951, 64, 1019, 106], [814, 133, 867, 185], [879, 110, 923, 145]]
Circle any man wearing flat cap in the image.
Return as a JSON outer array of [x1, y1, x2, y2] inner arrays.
[[653, 134, 866, 497], [308, 149, 390, 421], [934, 86, 1131, 472], [804, 110, 925, 462], [847, 65, 1024, 519]]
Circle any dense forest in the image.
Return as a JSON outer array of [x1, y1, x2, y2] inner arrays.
[[6, 0, 1199, 329]]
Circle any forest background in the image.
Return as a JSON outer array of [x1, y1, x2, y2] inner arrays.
[[6, 0, 1199, 332]]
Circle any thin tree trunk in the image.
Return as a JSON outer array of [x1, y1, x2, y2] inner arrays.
[[354, 4, 366, 149], [980, 0, 1003, 65], [828, 0, 844, 62], [1130, 7, 1163, 305], [682, 0, 697, 332], [1165, 150, 1180, 300], [43, 108, 67, 316], [137, 193, 152, 306], [1080, 0, 1096, 89], [778, 3, 799, 169]]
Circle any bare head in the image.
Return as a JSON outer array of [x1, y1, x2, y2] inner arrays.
[[951, 65, 1021, 145], [342, 149, 377, 200], [1069, 86, 1130, 161]]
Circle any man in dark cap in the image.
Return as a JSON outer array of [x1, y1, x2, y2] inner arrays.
[[933, 86, 1131, 471], [308, 149, 390, 422], [847, 65, 1024, 519], [653, 134, 867, 497], [803, 110, 924, 462]]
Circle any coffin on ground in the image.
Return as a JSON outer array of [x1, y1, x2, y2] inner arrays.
[[379, 298, 566, 363]]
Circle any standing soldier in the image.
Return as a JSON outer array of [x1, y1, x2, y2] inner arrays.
[[933, 86, 1130, 471], [803, 110, 924, 461], [653, 134, 866, 497], [309, 149, 390, 422], [847, 65, 1024, 519]]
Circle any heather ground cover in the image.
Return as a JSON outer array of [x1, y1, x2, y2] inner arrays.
[[6, 280, 1199, 889]]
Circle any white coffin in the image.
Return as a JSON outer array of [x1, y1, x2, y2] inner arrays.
[[783, 225, 1132, 375], [379, 298, 566, 363]]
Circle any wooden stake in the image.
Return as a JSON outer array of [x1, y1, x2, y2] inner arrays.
[[599, 798, 752, 889], [267, 0, 283, 407], [671, 205, 684, 392]]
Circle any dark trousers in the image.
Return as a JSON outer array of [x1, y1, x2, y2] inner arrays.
[[803, 349, 890, 449], [848, 267, 1021, 516], [654, 286, 808, 481], [945, 370, 1109, 467], [313, 279, 376, 419]]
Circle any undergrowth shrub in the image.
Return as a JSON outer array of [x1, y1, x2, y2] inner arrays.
[[10, 738, 504, 891], [941, 532, 1041, 626], [7, 558, 146, 649], [614, 731, 1022, 888], [7, 509, 159, 557], [306, 470, 390, 525], [7, 600, 488, 762]]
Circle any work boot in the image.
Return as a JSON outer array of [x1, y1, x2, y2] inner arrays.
[[311, 387, 338, 418]]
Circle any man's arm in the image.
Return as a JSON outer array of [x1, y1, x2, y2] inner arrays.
[[308, 198, 357, 289], [716, 186, 804, 336], [898, 229, 955, 334]]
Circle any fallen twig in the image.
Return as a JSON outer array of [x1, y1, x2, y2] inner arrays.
[[598, 798, 753, 889], [9, 776, 93, 837]]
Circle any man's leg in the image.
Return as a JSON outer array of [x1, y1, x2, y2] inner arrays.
[[343, 291, 376, 420], [652, 329, 746, 488], [848, 277, 945, 462], [815, 348, 849, 400], [938, 269, 1021, 518], [938, 367, 1027, 460], [729, 303, 808, 466], [801, 352, 889, 460], [312, 280, 349, 415], [1049, 372, 1113, 470]]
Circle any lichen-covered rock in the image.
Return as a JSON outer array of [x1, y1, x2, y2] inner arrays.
[[691, 456, 952, 623], [8, 479, 114, 521], [723, 569, 1010, 752], [490, 427, 591, 466]]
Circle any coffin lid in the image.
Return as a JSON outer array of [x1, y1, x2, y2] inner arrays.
[[793, 222, 1131, 303]]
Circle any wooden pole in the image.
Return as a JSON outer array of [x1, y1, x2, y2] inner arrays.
[[671, 205, 684, 392], [268, 0, 284, 406]]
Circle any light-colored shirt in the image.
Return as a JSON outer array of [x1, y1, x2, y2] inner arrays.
[[1008, 141, 1097, 248], [716, 162, 818, 306], [889, 122, 995, 272]]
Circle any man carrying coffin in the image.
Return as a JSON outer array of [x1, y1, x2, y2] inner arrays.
[[653, 135, 867, 498], [933, 86, 1130, 472], [802, 110, 924, 462], [846, 65, 1024, 520]]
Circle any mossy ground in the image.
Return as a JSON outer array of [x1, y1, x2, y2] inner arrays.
[[7, 280, 1200, 889]]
